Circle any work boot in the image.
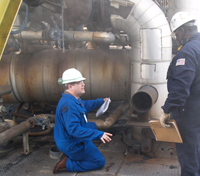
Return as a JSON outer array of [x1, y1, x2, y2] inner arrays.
[[53, 153, 68, 174]]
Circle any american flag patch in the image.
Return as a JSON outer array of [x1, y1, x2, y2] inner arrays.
[[176, 58, 185, 66]]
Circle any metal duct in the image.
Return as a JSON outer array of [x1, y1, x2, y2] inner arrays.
[[167, 0, 200, 32], [111, 0, 172, 117], [0, 49, 131, 103]]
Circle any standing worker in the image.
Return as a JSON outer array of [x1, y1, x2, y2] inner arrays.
[[53, 68, 112, 173], [160, 11, 200, 176]]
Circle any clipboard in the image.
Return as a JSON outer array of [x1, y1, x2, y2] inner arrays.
[[149, 119, 183, 143]]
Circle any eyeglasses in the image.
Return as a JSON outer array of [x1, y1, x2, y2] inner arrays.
[[171, 28, 179, 40], [70, 81, 84, 85]]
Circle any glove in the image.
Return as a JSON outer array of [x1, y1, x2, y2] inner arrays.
[[159, 109, 171, 128]]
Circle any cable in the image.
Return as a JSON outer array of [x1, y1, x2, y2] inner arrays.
[[11, 3, 29, 34]]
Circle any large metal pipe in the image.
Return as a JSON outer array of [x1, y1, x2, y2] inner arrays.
[[0, 117, 37, 145], [131, 85, 158, 121], [0, 119, 15, 133], [0, 49, 131, 103], [132, 85, 158, 113], [12, 30, 43, 40], [111, 0, 172, 117], [0, 85, 12, 96], [64, 31, 115, 43], [12, 30, 116, 43], [89, 101, 129, 130]]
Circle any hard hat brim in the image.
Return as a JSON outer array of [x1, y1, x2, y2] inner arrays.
[[62, 77, 86, 84]]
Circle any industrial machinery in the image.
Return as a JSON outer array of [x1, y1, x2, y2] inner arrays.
[[0, 0, 199, 161]]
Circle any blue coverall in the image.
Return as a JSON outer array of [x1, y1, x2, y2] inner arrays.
[[54, 93, 105, 172], [162, 33, 200, 176]]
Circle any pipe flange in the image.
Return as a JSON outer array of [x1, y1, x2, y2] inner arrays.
[[49, 28, 61, 41], [27, 117, 38, 128]]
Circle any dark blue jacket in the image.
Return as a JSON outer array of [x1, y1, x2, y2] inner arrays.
[[163, 33, 200, 114], [54, 93, 104, 154]]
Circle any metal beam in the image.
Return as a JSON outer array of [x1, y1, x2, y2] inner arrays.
[[0, 0, 23, 60]]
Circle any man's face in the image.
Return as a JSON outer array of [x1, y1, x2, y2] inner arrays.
[[71, 81, 85, 98], [174, 28, 184, 42]]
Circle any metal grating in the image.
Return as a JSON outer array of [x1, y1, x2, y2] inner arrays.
[[0, 131, 180, 176]]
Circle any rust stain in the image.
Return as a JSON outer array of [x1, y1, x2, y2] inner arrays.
[[125, 152, 179, 166], [106, 162, 115, 172]]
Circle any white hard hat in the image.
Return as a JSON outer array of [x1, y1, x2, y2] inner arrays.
[[58, 68, 86, 85], [170, 11, 196, 32]]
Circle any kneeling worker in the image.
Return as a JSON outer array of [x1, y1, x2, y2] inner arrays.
[[53, 68, 112, 173]]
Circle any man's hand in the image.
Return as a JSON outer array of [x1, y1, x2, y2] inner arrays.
[[101, 132, 112, 143], [160, 109, 171, 128], [104, 98, 111, 103]]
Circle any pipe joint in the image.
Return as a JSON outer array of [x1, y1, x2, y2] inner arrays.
[[27, 117, 38, 128]]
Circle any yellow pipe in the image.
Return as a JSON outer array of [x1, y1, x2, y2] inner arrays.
[[0, 0, 23, 60]]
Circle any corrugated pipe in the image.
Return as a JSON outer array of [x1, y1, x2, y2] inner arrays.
[[89, 101, 129, 130], [0, 117, 37, 145]]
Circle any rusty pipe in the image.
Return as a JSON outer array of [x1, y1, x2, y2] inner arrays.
[[28, 126, 52, 136], [64, 31, 115, 43], [0, 117, 37, 145], [0, 119, 15, 133], [1, 49, 131, 103], [132, 85, 158, 114], [89, 101, 129, 130], [12, 29, 61, 41], [11, 112, 30, 119]]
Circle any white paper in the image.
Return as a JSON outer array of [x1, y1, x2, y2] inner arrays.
[[96, 98, 110, 117]]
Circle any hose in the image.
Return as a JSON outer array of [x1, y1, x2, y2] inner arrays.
[[11, 3, 29, 34]]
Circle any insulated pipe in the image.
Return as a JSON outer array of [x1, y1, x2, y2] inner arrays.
[[64, 31, 116, 43], [0, 117, 37, 145], [89, 101, 129, 130], [110, 0, 172, 118]]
